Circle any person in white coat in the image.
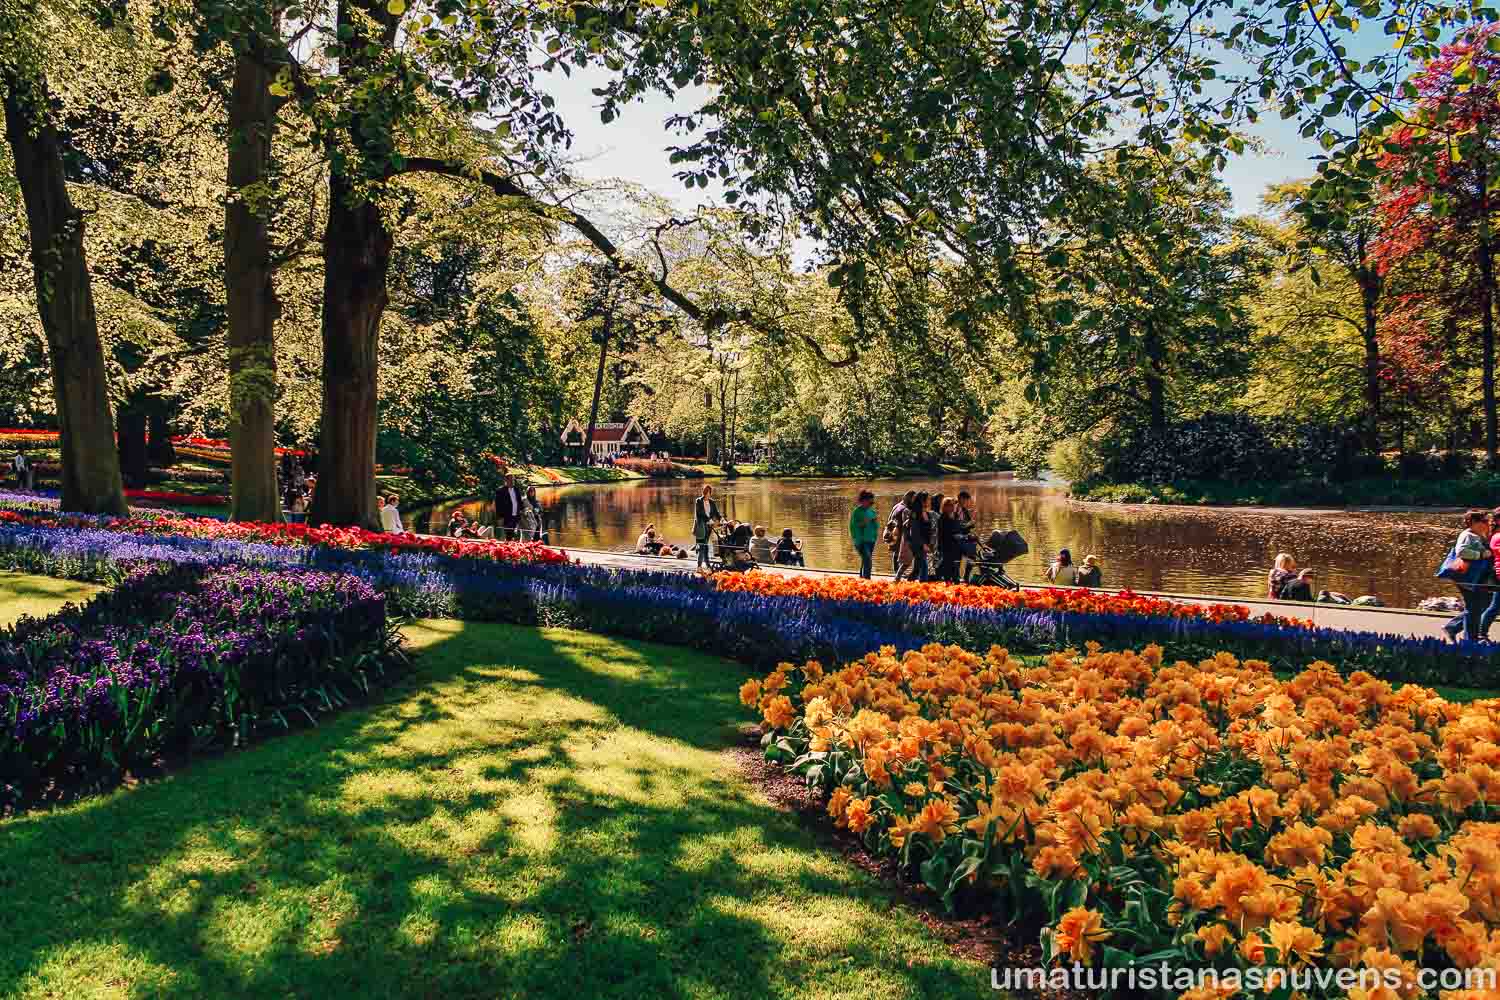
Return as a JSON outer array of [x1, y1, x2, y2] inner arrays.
[[380, 493, 404, 533]]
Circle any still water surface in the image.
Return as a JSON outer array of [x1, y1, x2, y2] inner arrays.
[[409, 475, 1460, 609]]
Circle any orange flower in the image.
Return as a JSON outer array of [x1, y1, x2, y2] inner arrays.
[[762, 695, 796, 730], [738, 679, 761, 708], [1053, 907, 1110, 965], [845, 796, 876, 834], [912, 799, 960, 844]]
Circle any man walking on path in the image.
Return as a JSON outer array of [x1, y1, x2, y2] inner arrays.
[[849, 489, 880, 579], [495, 474, 523, 539]]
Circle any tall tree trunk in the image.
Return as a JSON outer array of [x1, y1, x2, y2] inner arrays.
[[117, 407, 148, 486], [584, 316, 611, 460], [1359, 276, 1383, 455], [2, 69, 126, 515], [225, 46, 283, 523], [308, 167, 389, 529]]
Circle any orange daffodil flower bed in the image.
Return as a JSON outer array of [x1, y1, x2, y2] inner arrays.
[[745, 641, 1500, 996], [714, 572, 1313, 630]]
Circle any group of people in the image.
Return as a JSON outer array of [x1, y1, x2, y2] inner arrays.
[[1267, 554, 1318, 602], [677, 484, 806, 570], [1044, 549, 1104, 588], [280, 457, 316, 518], [1438, 508, 1500, 643], [875, 489, 978, 583], [377, 494, 404, 533], [486, 474, 549, 541]]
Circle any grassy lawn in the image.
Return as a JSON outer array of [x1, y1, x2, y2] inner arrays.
[[0, 620, 981, 999], [0, 571, 102, 626]]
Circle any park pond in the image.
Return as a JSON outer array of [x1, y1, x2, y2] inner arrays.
[[408, 474, 1461, 609]]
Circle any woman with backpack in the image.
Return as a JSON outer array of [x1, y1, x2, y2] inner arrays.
[[903, 491, 933, 582], [1438, 509, 1496, 643]]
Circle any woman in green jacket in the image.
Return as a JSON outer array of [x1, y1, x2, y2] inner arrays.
[[849, 489, 881, 579]]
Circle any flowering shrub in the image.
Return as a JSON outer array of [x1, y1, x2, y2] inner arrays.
[[124, 488, 229, 506], [1, 563, 399, 808], [713, 573, 1314, 629], [612, 457, 702, 477], [745, 642, 1500, 993]]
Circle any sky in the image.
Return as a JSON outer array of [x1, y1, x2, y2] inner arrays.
[[538, 65, 1340, 223]]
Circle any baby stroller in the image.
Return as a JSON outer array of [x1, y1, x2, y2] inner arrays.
[[965, 529, 1028, 589], [710, 522, 757, 573]]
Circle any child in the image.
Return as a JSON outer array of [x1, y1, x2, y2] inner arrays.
[[1076, 554, 1102, 588]]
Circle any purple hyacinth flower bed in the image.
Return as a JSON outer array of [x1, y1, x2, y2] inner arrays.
[[0, 562, 402, 811]]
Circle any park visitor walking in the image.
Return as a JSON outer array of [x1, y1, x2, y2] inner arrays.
[[887, 490, 916, 576], [1438, 509, 1496, 643], [495, 474, 523, 539], [693, 484, 721, 568], [936, 497, 963, 582], [849, 489, 880, 578], [380, 493, 403, 533], [903, 491, 933, 582]]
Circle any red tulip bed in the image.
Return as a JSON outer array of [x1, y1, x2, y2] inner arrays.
[[0, 497, 570, 567]]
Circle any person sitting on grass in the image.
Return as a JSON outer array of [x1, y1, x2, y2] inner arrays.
[[773, 528, 806, 567]]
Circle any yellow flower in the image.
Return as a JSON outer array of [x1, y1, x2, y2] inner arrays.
[[1265, 919, 1324, 967], [902, 782, 928, 799]]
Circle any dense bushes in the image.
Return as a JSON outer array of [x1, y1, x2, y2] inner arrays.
[[0, 563, 401, 808], [1068, 412, 1491, 506], [1093, 413, 1374, 486]]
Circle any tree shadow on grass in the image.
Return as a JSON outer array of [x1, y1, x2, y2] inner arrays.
[[0, 620, 981, 999]]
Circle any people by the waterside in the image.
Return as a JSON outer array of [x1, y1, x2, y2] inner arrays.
[[1047, 548, 1078, 586], [1268, 553, 1297, 601], [887, 490, 916, 576], [774, 528, 806, 567], [901, 491, 933, 581], [749, 524, 775, 564], [936, 497, 963, 582], [494, 473, 523, 539], [849, 490, 880, 579], [519, 485, 546, 542], [1439, 509, 1496, 643], [1076, 554, 1102, 588], [637, 524, 664, 555], [380, 493, 404, 533], [1281, 569, 1315, 602], [693, 484, 721, 569]]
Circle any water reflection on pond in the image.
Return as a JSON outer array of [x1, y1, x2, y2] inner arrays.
[[409, 475, 1459, 609]]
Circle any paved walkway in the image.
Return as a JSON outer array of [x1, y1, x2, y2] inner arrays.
[[536, 543, 1459, 642]]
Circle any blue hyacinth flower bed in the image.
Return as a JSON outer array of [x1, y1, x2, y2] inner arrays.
[[0, 560, 401, 810], [1, 517, 1494, 690]]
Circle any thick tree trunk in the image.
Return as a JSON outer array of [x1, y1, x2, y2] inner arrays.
[[308, 167, 389, 529], [117, 408, 148, 486], [2, 70, 127, 514], [225, 48, 283, 523], [147, 408, 175, 466], [583, 317, 610, 461]]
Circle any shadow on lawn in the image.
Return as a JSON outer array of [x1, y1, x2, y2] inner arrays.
[[0, 621, 979, 999]]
